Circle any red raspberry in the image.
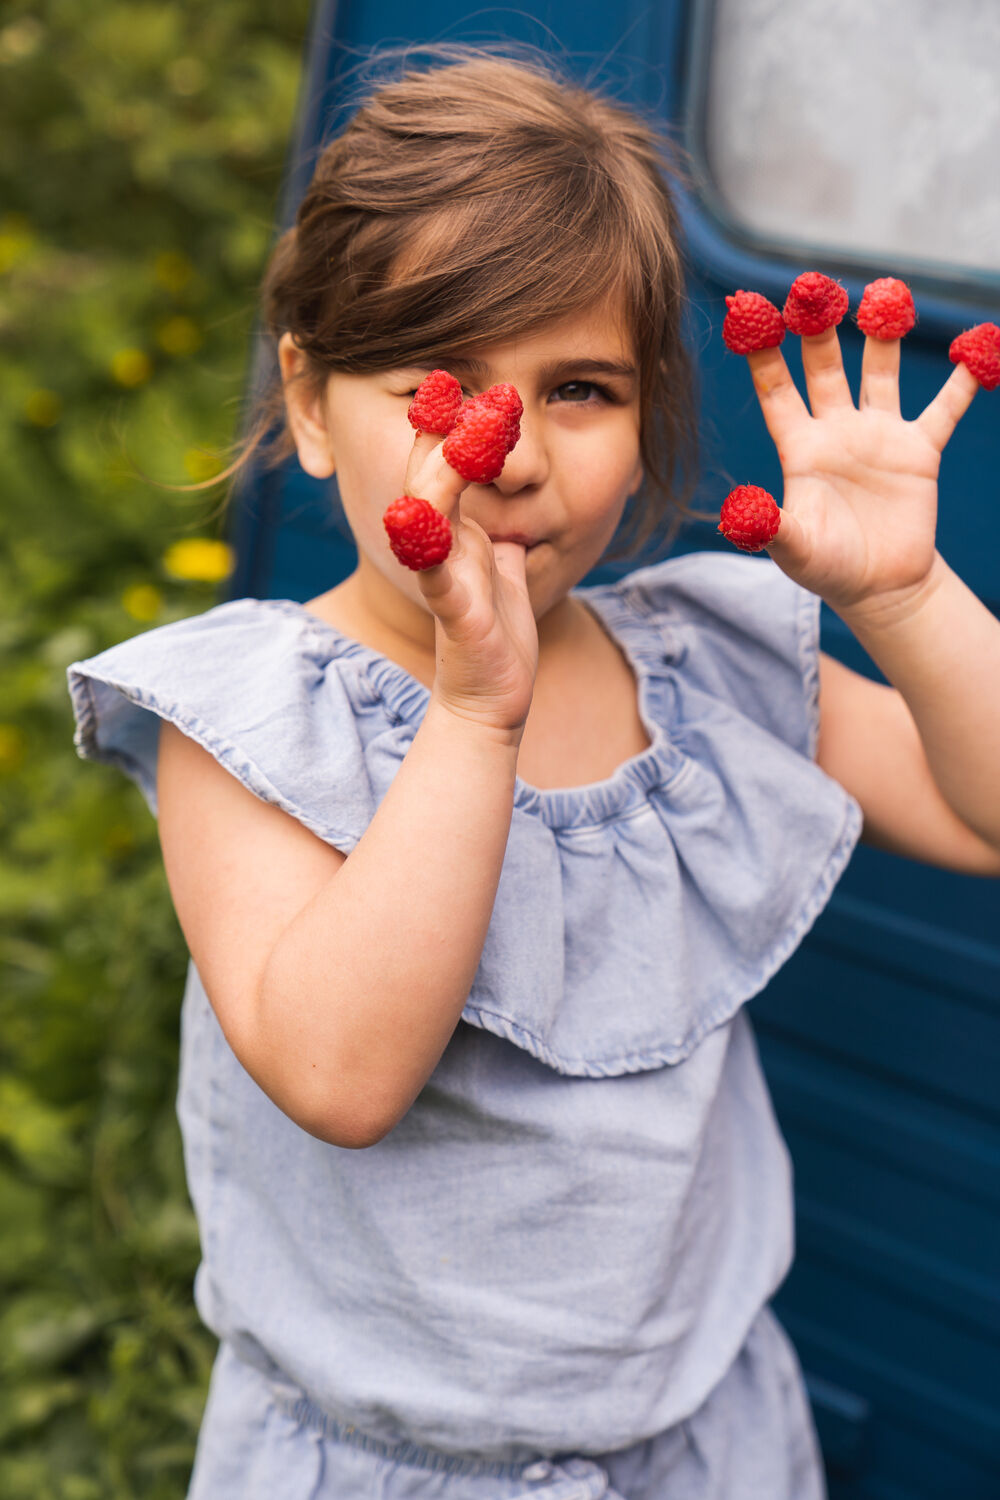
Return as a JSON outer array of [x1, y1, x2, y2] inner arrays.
[[783, 272, 849, 336], [382, 495, 452, 570], [722, 290, 786, 354], [855, 278, 915, 340], [442, 400, 512, 483], [949, 323, 1000, 391], [407, 369, 464, 435], [479, 383, 523, 448], [718, 485, 781, 553]]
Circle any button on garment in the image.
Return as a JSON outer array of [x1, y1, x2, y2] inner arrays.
[[67, 552, 861, 1476]]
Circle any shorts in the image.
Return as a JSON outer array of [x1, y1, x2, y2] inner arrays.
[[186, 1303, 827, 1500]]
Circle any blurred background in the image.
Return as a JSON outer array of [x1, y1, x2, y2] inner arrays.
[[0, 4, 311, 1494]]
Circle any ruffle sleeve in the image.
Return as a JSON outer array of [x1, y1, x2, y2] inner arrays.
[[66, 600, 379, 854]]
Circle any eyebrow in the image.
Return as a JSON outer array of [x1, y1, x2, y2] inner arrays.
[[410, 355, 638, 388]]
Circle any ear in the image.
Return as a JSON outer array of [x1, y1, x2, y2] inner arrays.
[[277, 332, 335, 479], [626, 457, 644, 498]]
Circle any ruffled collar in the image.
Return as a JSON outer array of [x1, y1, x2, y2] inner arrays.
[[256, 581, 689, 832]]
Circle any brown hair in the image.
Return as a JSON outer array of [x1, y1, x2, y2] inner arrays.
[[214, 43, 708, 560]]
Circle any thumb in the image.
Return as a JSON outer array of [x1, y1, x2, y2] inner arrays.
[[763, 504, 811, 575], [490, 538, 529, 589]]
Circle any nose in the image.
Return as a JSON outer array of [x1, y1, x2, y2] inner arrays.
[[491, 407, 549, 495]]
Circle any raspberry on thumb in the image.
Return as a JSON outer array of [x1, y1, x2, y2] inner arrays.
[[718, 485, 781, 553], [948, 323, 1000, 391]]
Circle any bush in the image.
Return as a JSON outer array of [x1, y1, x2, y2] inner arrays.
[[0, 3, 311, 1492]]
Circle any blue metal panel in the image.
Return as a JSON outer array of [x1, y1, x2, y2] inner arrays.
[[225, 3, 1000, 1494]]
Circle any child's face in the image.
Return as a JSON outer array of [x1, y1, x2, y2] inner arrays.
[[280, 298, 644, 634]]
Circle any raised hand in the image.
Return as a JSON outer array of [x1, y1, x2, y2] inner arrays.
[[725, 275, 987, 622], [384, 375, 539, 738]]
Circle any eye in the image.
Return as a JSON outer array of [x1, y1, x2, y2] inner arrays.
[[550, 381, 613, 405]]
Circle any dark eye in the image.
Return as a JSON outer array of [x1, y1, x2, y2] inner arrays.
[[551, 381, 611, 404]]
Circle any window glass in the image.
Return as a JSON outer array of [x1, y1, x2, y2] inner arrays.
[[702, 0, 1000, 277]]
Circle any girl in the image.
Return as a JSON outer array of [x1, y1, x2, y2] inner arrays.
[[68, 44, 1000, 1500]]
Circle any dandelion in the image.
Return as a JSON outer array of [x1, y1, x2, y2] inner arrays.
[[0, 18, 44, 62], [166, 56, 207, 96], [0, 213, 35, 274], [23, 389, 62, 426], [103, 823, 136, 857], [162, 539, 234, 583], [0, 724, 27, 773], [183, 448, 223, 483], [110, 349, 153, 387], [153, 250, 195, 294], [156, 316, 202, 356], [122, 584, 163, 621]]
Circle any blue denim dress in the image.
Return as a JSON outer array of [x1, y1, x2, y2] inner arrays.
[[68, 552, 862, 1500]]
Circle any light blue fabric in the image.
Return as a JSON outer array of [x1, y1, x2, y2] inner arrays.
[[67, 551, 861, 1486]]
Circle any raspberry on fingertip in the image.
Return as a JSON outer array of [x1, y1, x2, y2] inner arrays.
[[383, 495, 453, 570], [442, 400, 513, 484], [718, 485, 781, 553], [722, 290, 786, 354], [408, 370, 464, 435], [783, 272, 849, 336], [948, 323, 1000, 391], [856, 278, 915, 341]]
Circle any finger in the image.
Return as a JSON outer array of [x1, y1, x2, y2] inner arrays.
[[798, 327, 854, 415], [745, 346, 811, 453], [403, 431, 467, 521], [859, 335, 901, 414], [915, 363, 979, 452]]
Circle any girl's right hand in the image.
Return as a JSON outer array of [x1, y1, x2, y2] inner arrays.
[[400, 430, 539, 740]]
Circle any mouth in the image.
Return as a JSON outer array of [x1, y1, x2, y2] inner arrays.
[[487, 533, 539, 549]]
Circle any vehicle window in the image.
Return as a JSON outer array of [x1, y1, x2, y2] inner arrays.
[[699, 0, 1000, 277]]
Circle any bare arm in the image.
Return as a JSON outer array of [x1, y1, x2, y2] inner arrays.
[[253, 704, 519, 1146], [158, 396, 539, 1149], [816, 651, 1000, 874], [832, 556, 1000, 857]]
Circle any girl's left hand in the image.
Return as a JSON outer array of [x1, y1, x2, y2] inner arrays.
[[746, 328, 979, 618]]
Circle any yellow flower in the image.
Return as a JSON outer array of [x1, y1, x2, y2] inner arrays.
[[23, 389, 62, 426], [166, 56, 207, 96], [110, 348, 153, 387], [183, 447, 223, 482], [103, 823, 136, 858], [122, 583, 163, 621], [153, 250, 195, 293], [0, 724, 27, 774], [156, 316, 202, 356], [162, 539, 234, 583], [0, 212, 35, 274]]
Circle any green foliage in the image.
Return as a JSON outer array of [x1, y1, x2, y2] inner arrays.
[[0, 1, 312, 1491]]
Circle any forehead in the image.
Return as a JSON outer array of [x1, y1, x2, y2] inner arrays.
[[470, 298, 634, 363], [409, 298, 638, 390]]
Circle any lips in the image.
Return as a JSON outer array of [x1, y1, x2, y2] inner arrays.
[[487, 532, 538, 548]]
